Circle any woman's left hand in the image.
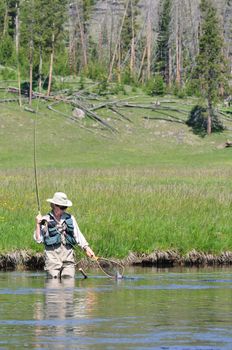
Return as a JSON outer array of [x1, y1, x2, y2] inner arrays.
[[85, 246, 96, 258]]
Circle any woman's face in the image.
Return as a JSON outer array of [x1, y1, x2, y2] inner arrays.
[[52, 203, 67, 218]]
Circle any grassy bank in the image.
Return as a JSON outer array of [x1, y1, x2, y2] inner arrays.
[[1, 91, 232, 259]]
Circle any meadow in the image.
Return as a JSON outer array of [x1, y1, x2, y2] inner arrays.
[[1, 87, 232, 259]]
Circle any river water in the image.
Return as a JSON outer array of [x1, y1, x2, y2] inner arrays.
[[0, 266, 231, 350]]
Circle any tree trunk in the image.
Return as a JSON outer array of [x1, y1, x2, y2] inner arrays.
[[138, 46, 147, 81], [29, 59, 33, 106], [76, 5, 88, 69], [176, 33, 181, 85], [207, 113, 212, 135], [175, 5, 181, 86], [108, 0, 130, 82], [98, 24, 103, 63], [38, 46, 43, 93], [117, 43, 121, 83], [130, 37, 135, 77], [146, 10, 152, 80], [29, 33, 34, 106], [109, 9, 114, 63], [3, 4, 8, 36], [207, 98, 213, 135], [68, 7, 74, 75], [47, 33, 55, 97], [130, 0, 135, 77], [168, 47, 172, 87], [15, 3, 22, 107]]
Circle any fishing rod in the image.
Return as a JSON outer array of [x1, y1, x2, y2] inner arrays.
[[23, 100, 42, 214], [33, 109, 41, 214]]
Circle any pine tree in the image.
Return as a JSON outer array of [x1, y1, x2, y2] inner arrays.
[[0, 0, 17, 66], [20, 0, 37, 104], [39, 0, 68, 95], [18, 0, 68, 98], [0, 1, 7, 36], [156, 0, 171, 83], [120, 0, 139, 80], [4, 0, 17, 38], [193, 0, 228, 135]]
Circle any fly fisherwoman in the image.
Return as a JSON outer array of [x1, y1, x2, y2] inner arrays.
[[34, 192, 95, 279]]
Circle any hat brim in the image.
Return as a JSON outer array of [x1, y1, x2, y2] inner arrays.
[[46, 198, 73, 207]]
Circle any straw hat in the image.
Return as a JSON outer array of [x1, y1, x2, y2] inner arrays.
[[46, 192, 72, 207]]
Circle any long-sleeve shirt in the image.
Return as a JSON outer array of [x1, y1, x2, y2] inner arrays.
[[34, 212, 89, 250]]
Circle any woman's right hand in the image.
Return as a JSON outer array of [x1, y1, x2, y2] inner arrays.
[[35, 213, 43, 225]]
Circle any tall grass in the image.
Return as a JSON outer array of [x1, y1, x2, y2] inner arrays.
[[1, 167, 232, 257], [1, 95, 232, 257]]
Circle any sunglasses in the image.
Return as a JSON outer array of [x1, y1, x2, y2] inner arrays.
[[55, 205, 67, 210]]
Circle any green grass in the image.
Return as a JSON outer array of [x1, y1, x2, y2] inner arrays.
[[1, 90, 232, 258]]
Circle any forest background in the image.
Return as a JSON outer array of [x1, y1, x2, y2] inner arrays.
[[0, 0, 232, 267], [0, 0, 231, 101]]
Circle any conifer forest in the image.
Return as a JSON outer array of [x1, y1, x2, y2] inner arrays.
[[0, 0, 232, 133]]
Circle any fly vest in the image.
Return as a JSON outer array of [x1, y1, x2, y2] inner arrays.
[[43, 213, 76, 247]]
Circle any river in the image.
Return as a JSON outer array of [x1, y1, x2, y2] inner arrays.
[[0, 266, 231, 349]]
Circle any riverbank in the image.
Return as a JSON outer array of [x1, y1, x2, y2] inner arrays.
[[1, 250, 232, 271]]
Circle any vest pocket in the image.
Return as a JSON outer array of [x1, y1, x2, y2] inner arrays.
[[44, 234, 61, 246]]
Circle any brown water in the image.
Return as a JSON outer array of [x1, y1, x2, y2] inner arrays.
[[0, 266, 231, 349]]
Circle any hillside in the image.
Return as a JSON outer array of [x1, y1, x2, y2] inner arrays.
[[1, 87, 232, 170]]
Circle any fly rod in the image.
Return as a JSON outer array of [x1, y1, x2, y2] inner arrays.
[[33, 110, 41, 214]]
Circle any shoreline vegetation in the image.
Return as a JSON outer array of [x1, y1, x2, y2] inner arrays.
[[0, 250, 232, 271]]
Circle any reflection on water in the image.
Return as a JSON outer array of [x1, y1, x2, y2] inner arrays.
[[33, 278, 97, 343], [0, 267, 231, 349]]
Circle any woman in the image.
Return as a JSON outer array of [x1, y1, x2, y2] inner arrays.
[[34, 192, 95, 278]]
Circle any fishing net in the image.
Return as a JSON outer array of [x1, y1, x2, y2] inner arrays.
[[96, 257, 124, 278]]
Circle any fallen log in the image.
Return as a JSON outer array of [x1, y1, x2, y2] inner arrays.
[[225, 140, 232, 147], [217, 140, 232, 149], [108, 106, 132, 122], [0, 98, 21, 103], [24, 106, 36, 113], [144, 116, 185, 124], [218, 110, 232, 121], [115, 102, 188, 114], [154, 109, 186, 122], [7, 86, 53, 100], [89, 95, 139, 112], [47, 102, 113, 138], [71, 101, 118, 133], [143, 107, 185, 123]]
